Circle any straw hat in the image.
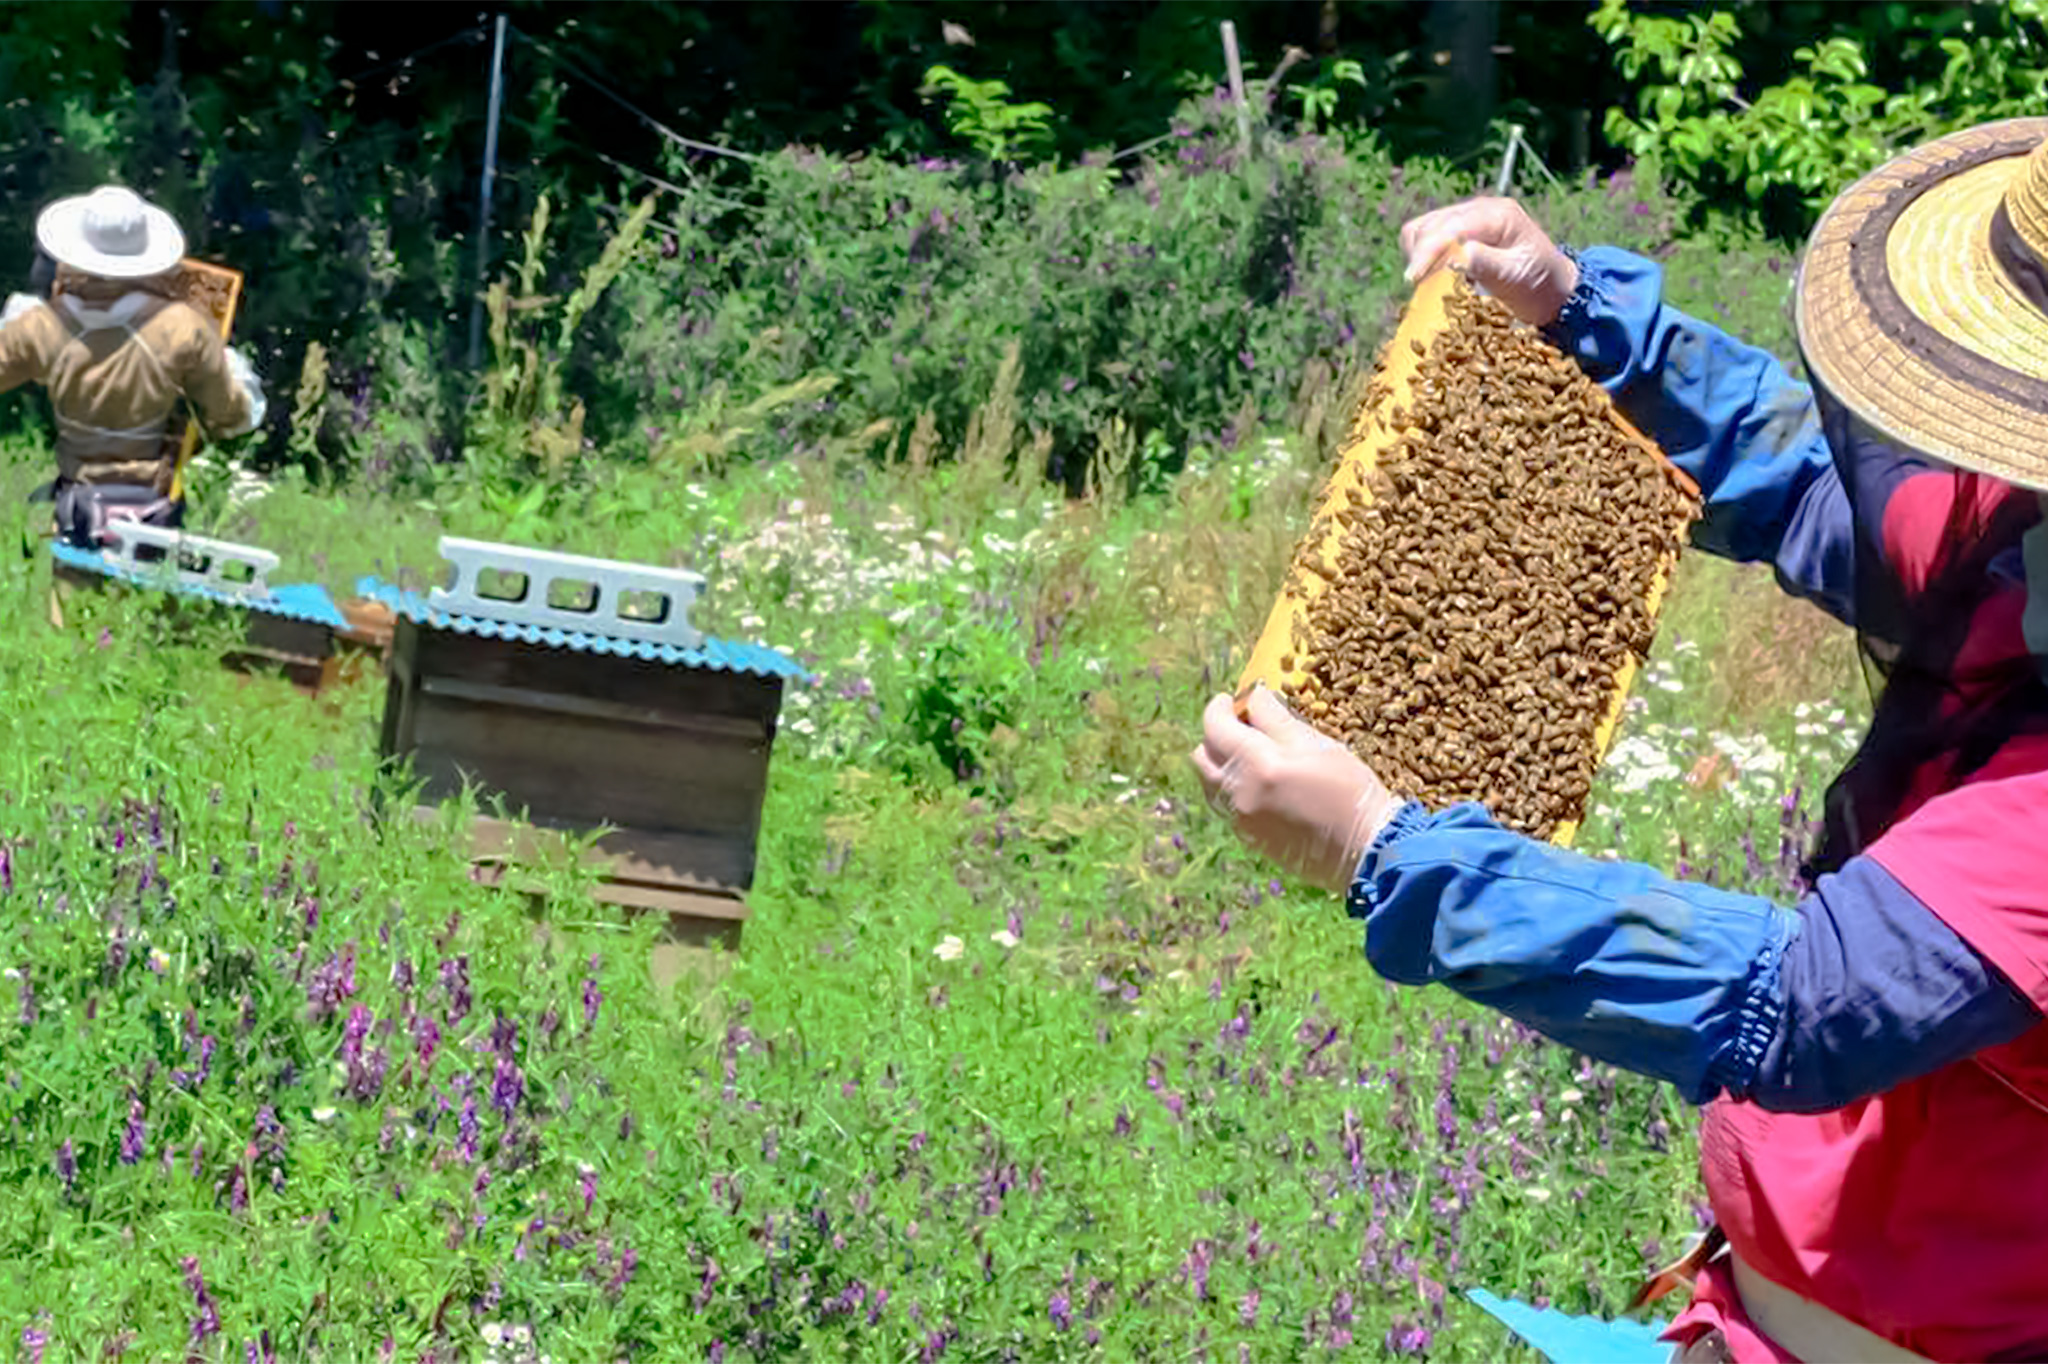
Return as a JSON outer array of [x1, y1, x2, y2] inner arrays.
[[35, 186, 186, 281], [1796, 117, 2048, 493]]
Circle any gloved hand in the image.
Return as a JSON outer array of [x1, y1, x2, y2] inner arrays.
[[1398, 197, 1579, 326], [222, 346, 268, 438], [1190, 687, 1404, 893]]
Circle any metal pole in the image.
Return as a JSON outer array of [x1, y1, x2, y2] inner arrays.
[[1220, 21, 1251, 161], [468, 13, 509, 370], [1493, 122, 1523, 196]]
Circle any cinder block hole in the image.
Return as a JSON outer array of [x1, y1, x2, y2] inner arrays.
[[475, 568, 529, 603], [617, 588, 670, 624], [545, 577, 600, 613], [218, 559, 258, 585]]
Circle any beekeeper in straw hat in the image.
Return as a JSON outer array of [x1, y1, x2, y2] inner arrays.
[[0, 185, 265, 547], [1197, 116, 2048, 1362]]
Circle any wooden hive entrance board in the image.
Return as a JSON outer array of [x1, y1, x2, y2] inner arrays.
[[1238, 263, 1700, 847]]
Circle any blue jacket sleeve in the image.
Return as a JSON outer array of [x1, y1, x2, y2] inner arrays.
[[1543, 246, 1856, 626], [1352, 802, 2040, 1112]]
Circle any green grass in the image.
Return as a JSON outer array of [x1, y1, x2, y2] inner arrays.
[[0, 424, 1861, 1362]]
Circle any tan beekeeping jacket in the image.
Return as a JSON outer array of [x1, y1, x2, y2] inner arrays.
[[0, 287, 254, 491]]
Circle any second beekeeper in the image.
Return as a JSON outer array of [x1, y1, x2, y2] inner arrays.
[[0, 185, 265, 547]]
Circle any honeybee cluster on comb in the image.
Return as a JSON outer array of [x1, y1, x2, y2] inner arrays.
[[162, 260, 240, 333], [1277, 279, 1699, 840]]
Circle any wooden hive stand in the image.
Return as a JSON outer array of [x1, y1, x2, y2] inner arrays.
[[363, 538, 808, 955]]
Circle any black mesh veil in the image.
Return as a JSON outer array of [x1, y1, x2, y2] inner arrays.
[[1803, 380, 2048, 876]]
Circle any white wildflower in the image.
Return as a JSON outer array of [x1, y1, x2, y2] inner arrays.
[[933, 935, 965, 961], [990, 930, 1019, 950]]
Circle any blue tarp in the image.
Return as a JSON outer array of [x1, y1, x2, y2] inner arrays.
[[1466, 1289, 1672, 1364]]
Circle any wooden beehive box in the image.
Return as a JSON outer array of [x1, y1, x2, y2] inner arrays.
[[1239, 261, 1700, 847], [363, 538, 807, 947]]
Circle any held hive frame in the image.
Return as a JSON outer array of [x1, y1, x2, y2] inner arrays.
[[1235, 263, 1698, 848]]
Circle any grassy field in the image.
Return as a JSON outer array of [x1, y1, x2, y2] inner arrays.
[[0, 418, 1864, 1361]]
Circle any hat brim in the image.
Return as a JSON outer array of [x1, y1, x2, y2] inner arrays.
[[35, 196, 186, 280], [1796, 117, 2048, 493]]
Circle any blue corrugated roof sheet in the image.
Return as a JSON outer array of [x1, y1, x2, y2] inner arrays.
[[52, 542, 347, 629], [356, 577, 811, 681]]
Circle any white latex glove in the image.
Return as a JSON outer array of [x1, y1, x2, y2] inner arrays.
[[222, 346, 268, 438], [1398, 197, 1580, 326], [1190, 687, 1402, 893]]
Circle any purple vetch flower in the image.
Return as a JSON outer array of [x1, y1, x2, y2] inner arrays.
[[120, 1094, 146, 1164], [515, 1214, 545, 1262], [606, 1244, 637, 1294], [1240, 1288, 1261, 1327], [867, 1286, 889, 1327], [706, 1343, 725, 1364], [413, 1015, 441, 1076], [1328, 1290, 1356, 1348], [305, 945, 357, 1023], [342, 1006, 370, 1066], [0, 844, 11, 894], [1384, 1319, 1432, 1356], [54, 1140, 75, 1189], [489, 1014, 518, 1059], [1048, 1291, 1072, 1331], [1182, 1239, 1214, 1300], [491, 1057, 524, 1119], [581, 1164, 599, 1213], [226, 1165, 248, 1213], [694, 1257, 721, 1311], [350, 1048, 388, 1102], [16, 970, 32, 1027], [439, 956, 471, 1026], [1341, 1108, 1365, 1184], [583, 956, 603, 1026], [184, 1256, 221, 1347], [456, 1094, 480, 1163]]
